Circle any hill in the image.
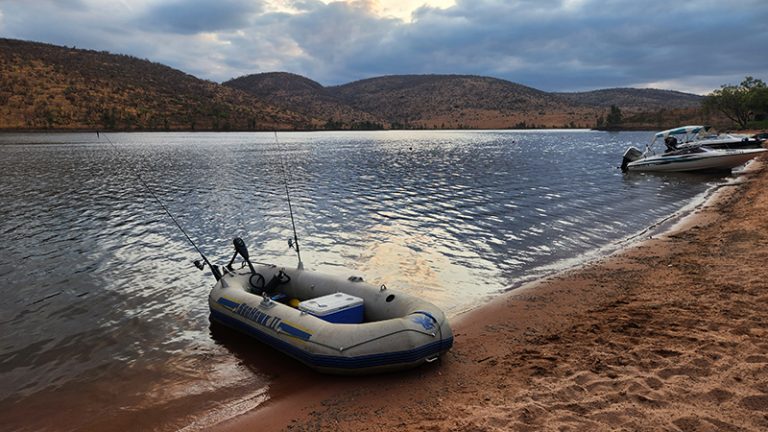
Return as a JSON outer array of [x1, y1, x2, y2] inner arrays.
[[556, 88, 708, 130], [556, 88, 703, 109], [224, 72, 384, 129], [229, 74, 602, 129], [228, 73, 710, 129], [328, 74, 596, 128], [0, 38, 315, 130]]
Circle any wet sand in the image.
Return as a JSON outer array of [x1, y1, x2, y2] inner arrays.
[[208, 157, 768, 432]]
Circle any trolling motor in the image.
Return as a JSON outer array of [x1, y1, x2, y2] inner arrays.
[[226, 237, 267, 291], [228, 237, 256, 273], [226, 237, 292, 295]]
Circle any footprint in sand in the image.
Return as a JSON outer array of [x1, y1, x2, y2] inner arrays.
[[741, 394, 768, 411]]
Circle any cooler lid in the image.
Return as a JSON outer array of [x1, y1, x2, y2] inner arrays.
[[299, 292, 363, 316]]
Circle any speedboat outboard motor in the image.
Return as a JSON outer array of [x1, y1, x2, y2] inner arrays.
[[621, 146, 644, 172]]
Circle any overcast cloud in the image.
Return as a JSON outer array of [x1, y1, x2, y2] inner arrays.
[[0, 0, 766, 93]]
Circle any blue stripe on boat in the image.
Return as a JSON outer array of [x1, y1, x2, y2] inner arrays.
[[277, 322, 313, 340], [210, 309, 453, 370], [217, 297, 240, 310]]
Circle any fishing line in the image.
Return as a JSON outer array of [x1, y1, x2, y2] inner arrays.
[[100, 133, 221, 279], [274, 131, 303, 269]]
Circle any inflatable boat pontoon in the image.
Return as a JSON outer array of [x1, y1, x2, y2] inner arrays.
[[205, 238, 454, 374]]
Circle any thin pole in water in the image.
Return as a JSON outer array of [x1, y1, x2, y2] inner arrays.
[[275, 131, 303, 269]]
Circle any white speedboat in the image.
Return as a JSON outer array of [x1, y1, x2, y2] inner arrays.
[[654, 125, 763, 151], [621, 144, 766, 173], [205, 238, 454, 374]]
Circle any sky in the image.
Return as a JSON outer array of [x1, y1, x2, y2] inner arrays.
[[1, 0, 767, 94]]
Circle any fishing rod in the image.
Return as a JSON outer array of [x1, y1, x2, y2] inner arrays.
[[100, 132, 222, 281], [274, 131, 304, 270]]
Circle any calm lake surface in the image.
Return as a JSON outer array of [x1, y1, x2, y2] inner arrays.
[[0, 130, 728, 429]]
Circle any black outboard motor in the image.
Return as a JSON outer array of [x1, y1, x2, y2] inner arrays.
[[621, 146, 644, 172], [229, 237, 256, 273], [226, 237, 292, 295], [227, 237, 267, 292]]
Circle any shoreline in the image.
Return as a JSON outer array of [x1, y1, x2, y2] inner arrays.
[[209, 157, 768, 431]]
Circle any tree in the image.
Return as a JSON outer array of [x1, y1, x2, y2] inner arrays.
[[703, 76, 766, 129], [747, 85, 768, 121], [606, 105, 623, 127]]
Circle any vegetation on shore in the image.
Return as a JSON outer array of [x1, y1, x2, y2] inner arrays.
[[703, 77, 768, 130]]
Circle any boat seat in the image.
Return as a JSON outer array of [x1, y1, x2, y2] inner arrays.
[[664, 136, 678, 151]]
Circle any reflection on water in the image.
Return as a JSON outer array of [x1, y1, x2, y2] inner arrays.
[[0, 130, 726, 429]]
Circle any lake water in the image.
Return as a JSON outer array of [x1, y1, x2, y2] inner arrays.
[[0, 130, 727, 430]]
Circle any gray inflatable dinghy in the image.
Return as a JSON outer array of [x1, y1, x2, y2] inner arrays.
[[207, 238, 454, 374]]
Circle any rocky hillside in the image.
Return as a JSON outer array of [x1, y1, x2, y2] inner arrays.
[[225, 72, 384, 129], [329, 74, 596, 129], [0, 39, 315, 130], [228, 73, 600, 129], [228, 73, 708, 129], [557, 88, 703, 109]]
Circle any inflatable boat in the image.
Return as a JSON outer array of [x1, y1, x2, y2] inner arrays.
[[205, 238, 454, 374]]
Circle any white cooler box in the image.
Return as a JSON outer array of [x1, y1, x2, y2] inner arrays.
[[299, 292, 364, 324]]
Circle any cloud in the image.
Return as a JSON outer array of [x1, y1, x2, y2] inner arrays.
[[220, 0, 768, 93], [140, 0, 264, 34], [387, 0, 768, 92], [0, 0, 767, 93]]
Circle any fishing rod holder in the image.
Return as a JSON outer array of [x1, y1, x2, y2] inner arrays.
[[193, 258, 222, 280]]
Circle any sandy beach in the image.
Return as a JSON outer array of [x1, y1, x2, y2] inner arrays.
[[211, 158, 768, 431]]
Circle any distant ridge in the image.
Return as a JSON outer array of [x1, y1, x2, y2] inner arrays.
[[225, 72, 384, 128], [229, 73, 708, 129], [0, 37, 710, 131], [555, 88, 703, 109], [329, 74, 587, 128]]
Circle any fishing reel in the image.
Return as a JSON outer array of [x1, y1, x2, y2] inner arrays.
[[193, 258, 222, 280]]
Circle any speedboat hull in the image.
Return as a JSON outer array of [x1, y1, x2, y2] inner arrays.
[[625, 148, 766, 172], [209, 264, 454, 374], [678, 136, 764, 150]]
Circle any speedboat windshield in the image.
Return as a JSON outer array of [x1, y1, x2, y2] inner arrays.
[[654, 125, 709, 139], [651, 125, 716, 148]]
